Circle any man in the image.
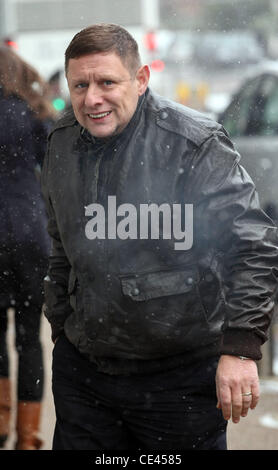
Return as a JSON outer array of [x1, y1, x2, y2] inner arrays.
[[41, 24, 278, 450]]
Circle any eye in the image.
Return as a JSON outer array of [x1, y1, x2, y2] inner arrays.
[[75, 83, 88, 89], [103, 80, 114, 86]]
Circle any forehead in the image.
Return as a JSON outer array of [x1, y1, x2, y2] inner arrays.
[[67, 52, 130, 78]]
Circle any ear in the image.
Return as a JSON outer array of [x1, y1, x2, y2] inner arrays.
[[136, 65, 150, 96]]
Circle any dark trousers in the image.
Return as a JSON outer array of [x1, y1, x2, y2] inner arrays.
[[0, 240, 47, 401], [52, 334, 227, 450], [0, 307, 44, 401]]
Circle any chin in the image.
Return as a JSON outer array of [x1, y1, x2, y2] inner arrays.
[[92, 130, 114, 139], [90, 124, 122, 139]]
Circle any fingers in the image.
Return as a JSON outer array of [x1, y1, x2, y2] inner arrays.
[[238, 382, 260, 420], [231, 389, 244, 423], [241, 392, 252, 418], [217, 388, 255, 423], [218, 387, 260, 423], [217, 385, 233, 421], [250, 383, 260, 410], [224, 386, 243, 423]]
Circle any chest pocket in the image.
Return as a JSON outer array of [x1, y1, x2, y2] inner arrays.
[[120, 266, 209, 333], [121, 267, 199, 301]]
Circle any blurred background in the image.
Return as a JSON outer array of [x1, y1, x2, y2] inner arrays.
[[1, 0, 278, 450], [1, 0, 278, 114]]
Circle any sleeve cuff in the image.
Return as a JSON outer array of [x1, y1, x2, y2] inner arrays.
[[220, 329, 263, 361]]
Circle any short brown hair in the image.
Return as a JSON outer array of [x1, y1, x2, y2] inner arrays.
[[65, 23, 141, 76]]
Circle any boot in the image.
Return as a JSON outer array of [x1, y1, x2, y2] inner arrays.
[[0, 377, 11, 448], [15, 401, 43, 450]]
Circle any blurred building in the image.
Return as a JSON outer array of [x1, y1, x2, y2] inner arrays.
[[15, 0, 141, 32], [0, 0, 160, 76], [0, 0, 275, 112]]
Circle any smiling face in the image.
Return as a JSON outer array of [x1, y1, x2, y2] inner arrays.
[[66, 52, 150, 139]]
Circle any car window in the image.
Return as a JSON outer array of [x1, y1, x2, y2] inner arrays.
[[220, 74, 278, 137], [259, 76, 278, 136], [220, 77, 262, 137]]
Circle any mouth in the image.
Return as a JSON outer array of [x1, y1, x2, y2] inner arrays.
[[88, 111, 112, 120]]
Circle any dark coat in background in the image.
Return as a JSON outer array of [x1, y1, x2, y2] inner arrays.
[[0, 91, 51, 309]]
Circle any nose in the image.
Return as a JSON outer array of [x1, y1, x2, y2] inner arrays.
[[84, 84, 104, 109]]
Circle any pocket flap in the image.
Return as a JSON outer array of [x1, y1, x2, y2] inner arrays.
[[121, 268, 198, 301]]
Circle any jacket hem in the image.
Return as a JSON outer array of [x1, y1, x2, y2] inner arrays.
[[85, 340, 222, 376]]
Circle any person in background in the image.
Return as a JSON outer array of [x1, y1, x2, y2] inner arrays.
[[0, 46, 55, 450]]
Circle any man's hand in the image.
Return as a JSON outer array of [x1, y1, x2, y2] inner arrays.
[[215, 354, 260, 423]]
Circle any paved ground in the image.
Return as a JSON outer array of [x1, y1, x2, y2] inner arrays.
[[2, 311, 278, 451]]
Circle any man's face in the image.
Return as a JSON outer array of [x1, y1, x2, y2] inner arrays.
[[66, 52, 149, 139]]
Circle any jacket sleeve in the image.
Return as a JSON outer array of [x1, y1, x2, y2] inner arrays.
[[192, 130, 278, 360], [41, 144, 72, 342]]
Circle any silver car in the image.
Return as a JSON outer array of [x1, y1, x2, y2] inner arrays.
[[218, 62, 278, 224]]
